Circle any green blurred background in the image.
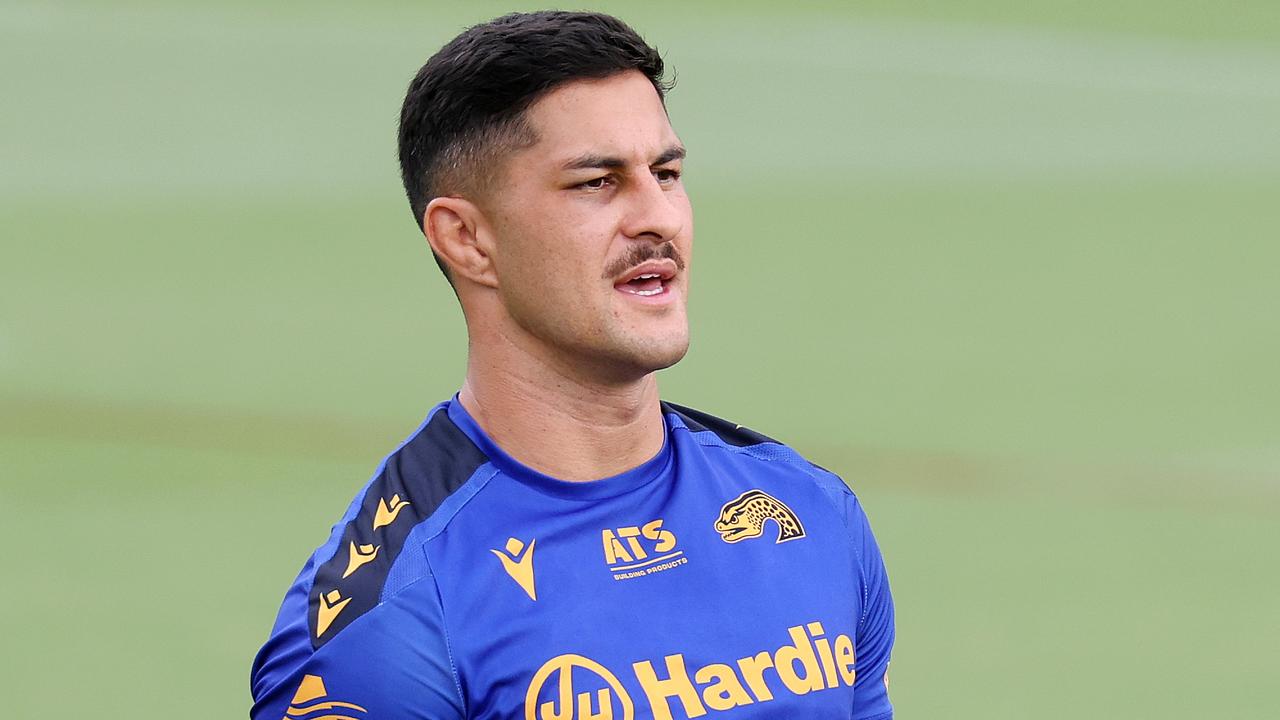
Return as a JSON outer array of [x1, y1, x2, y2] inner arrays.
[[2, 0, 1277, 716]]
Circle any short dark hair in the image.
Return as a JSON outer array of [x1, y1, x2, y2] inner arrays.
[[397, 11, 672, 280]]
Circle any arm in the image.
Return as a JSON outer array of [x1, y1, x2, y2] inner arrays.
[[810, 469, 895, 720], [250, 574, 465, 719], [847, 490, 895, 720]]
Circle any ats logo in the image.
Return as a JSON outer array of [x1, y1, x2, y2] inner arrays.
[[602, 519, 687, 581]]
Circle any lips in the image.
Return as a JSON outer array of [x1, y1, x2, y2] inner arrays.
[[614, 259, 677, 298]]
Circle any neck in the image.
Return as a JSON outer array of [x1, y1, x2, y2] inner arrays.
[[457, 329, 666, 482]]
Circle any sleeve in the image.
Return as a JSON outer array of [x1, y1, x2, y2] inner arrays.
[[847, 490, 895, 720], [250, 574, 465, 720]]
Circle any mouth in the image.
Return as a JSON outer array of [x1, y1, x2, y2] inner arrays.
[[715, 522, 749, 542], [613, 259, 678, 301]]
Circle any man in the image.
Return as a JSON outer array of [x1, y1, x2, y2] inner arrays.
[[251, 11, 893, 720]]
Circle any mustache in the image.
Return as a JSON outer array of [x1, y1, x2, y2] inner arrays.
[[602, 242, 686, 280]]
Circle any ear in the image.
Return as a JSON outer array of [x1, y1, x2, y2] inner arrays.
[[423, 196, 499, 289]]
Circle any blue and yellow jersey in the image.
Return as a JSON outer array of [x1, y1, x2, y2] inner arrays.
[[251, 398, 894, 720]]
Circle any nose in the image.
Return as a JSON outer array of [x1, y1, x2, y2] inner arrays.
[[620, 172, 686, 243]]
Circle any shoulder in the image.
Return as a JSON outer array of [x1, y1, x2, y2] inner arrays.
[[662, 400, 856, 505], [253, 402, 496, 706], [662, 401, 885, 573], [306, 403, 493, 645], [662, 401, 782, 447]]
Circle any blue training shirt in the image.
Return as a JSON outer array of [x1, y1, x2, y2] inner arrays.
[[251, 397, 894, 720]]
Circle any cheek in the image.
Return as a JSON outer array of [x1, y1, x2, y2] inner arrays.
[[500, 233, 600, 316], [491, 197, 615, 308]]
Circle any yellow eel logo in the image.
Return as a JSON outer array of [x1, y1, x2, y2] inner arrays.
[[525, 654, 634, 720], [714, 490, 805, 544], [525, 622, 854, 720], [492, 537, 537, 601], [372, 494, 410, 530], [281, 674, 367, 720]]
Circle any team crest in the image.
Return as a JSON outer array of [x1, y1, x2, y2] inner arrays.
[[714, 489, 805, 544]]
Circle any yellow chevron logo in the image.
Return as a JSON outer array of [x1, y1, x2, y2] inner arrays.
[[372, 494, 410, 530], [316, 589, 351, 638], [491, 537, 537, 601], [342, 542, 379, 579]]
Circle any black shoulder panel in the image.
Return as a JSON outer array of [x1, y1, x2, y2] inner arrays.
[[307, 409, 488, 648], [661, 402, 779, 447]]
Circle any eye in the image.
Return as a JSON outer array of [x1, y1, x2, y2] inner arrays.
[[654, 168, 681, 185], [578, 175, 613, 190]]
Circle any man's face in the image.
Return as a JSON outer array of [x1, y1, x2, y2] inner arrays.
[[483, 70, 693, 380]]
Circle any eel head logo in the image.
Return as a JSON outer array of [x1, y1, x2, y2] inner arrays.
[[714, 489, 805, 544]]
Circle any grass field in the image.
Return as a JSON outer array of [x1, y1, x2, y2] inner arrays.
[[2, 1, 1278, 717]]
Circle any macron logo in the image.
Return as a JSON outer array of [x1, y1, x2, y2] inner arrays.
[[492, 537, 537, 601]]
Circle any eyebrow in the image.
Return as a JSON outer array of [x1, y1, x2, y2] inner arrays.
[[562, 144, 687, 171]]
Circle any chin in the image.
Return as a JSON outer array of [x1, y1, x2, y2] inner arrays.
[[643, 347, 688, 373], [624, 334, 691, 374], [579, 329, 688, 381]]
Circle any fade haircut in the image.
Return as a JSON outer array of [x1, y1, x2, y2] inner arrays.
[[398, 11, 672, 281]]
